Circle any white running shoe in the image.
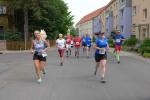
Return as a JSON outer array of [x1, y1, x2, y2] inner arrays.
[[37, 78, 42, 84]]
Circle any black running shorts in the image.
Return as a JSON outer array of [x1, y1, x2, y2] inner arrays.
[[95, 53, 107, 62], [33, 53, 46, 61]]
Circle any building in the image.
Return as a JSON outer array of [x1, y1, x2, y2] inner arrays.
[[0, 0, 10, 32], [105, 0, 118, 36], [76, 7, 105, 36], [132, 0, 150, 40], [118, 0, 132, 38]]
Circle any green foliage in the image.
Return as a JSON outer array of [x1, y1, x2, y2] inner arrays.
[[108, 39, 114, 47], [0, 31, 23, 41], [11, 0, 74, 40], [123, 35, 138, 47], [139, 38, 150, 54], [70, 27, 78, 36], [143, 53, 150, 58]]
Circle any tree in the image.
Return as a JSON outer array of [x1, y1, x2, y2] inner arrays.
[[11, 0, 74, 40]]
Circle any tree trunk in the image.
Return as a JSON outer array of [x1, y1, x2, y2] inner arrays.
[[24, 8, 28, 50]]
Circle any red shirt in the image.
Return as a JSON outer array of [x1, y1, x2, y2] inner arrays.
[[65, 36, 72, 44], [74, 37, 81, 48]]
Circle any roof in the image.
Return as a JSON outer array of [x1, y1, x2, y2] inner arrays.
[[76, 6, 106, 25], [105, 0, 116, 9]]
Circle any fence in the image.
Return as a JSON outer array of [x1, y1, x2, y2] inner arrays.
[[5, 40, 55, 50]]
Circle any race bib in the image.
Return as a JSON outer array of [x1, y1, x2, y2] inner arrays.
[[67, 39, 70, 42], [76, 42, 80, 45], [99, 48, 106, 54], [42, 52, 47, 57], [116, 39, 121, 43]]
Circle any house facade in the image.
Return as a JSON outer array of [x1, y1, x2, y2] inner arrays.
[[132, 0, 150, 40], [118, 0, 132, 38]]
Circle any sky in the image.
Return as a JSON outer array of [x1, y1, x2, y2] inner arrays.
[[63, 0, 111, 25]]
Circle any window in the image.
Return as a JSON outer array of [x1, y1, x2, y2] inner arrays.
[[116, 3, 118, 9], [0, 26, 4, 33], [121, 25, 124, 32], [121, 0, 125, 3], [121, 9, 124, 16], [133, 6, 136, 15], [143, 9, 147, 19], [0, 7, 2, 14]]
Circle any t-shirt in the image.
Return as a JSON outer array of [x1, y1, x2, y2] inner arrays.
[[74, 37, 81, 48], [81, 37, 86, 44], [85, 36, 91, 46], [95, 38, 108, 54], [113, 34, 125, 46], [65, 36, 72, 44], [56, 39, 66, 49]]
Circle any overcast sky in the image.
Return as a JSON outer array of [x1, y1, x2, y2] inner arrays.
[[63, 0, 111, 25]]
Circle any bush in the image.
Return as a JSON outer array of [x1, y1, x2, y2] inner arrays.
[[123, 35, 138, 47], [139, 38, 150, 55], [108, 39, 114, 48], [0, 31, 23, 41], [143, 53, 150, 58]]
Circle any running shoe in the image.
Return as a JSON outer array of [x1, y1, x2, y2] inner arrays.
[[94, 71, 97, 75], [60, 62, 63, 66], [100, 77, 106, 83], [42, 68, 46, 75], [117, 61, 120, 64], [37, 78, 42, 84]]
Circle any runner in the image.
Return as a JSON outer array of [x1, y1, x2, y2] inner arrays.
[[65, 34, 72, 57], [73, 34, 81, 58], [81, 34, 86, 54], [94, 32, 109, 83], [31, 30, 49, 84], [113, 30, 125, 64], [85, 33, 92, 58], [56, 34, 66, 66], [40, 29, 48, 74]]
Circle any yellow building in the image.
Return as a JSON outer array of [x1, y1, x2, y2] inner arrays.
[[132, 0, 150, 40], [102, 0, 119, 36], [76, 7, 105, 36], [99, 8, 106, 33]]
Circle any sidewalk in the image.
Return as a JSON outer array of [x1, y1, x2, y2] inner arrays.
[[110, 48, 150, 64]]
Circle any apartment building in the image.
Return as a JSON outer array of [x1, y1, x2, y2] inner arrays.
[[132, 0, 150, 40], [105, 0, 118, 36], [119, 0, 132, 38], [76, 7, 105, 36]]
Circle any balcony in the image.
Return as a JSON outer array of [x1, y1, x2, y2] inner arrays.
[[119, 0, 126, 9]]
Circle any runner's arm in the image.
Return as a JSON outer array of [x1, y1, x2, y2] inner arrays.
[[30, 40, 34, 54], [43, 40, 50, 52]]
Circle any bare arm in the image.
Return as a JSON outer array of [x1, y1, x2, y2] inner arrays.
[[31, 40, 34, 54], [43, 40, 50, 52]]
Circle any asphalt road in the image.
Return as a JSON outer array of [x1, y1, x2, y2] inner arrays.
[[0, 49, 150, 100]]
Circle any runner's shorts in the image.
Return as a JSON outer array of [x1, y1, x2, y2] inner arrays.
[[115, 45, 121, 51], [33, 52, 46, 61], [82, 42, 86, 47], [95, 53, 107, 62], [58, 49, 65, 57], [66, 44, 71, 50]]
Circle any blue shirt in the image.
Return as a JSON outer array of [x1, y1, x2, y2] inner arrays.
[[95, 37, 108, 54], [81, 37, 86, 44], [85, 36, 91, 46], [113, 34, 125, 46]]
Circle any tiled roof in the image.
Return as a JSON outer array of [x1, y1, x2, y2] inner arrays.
[[76, 6, 106, 25]]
